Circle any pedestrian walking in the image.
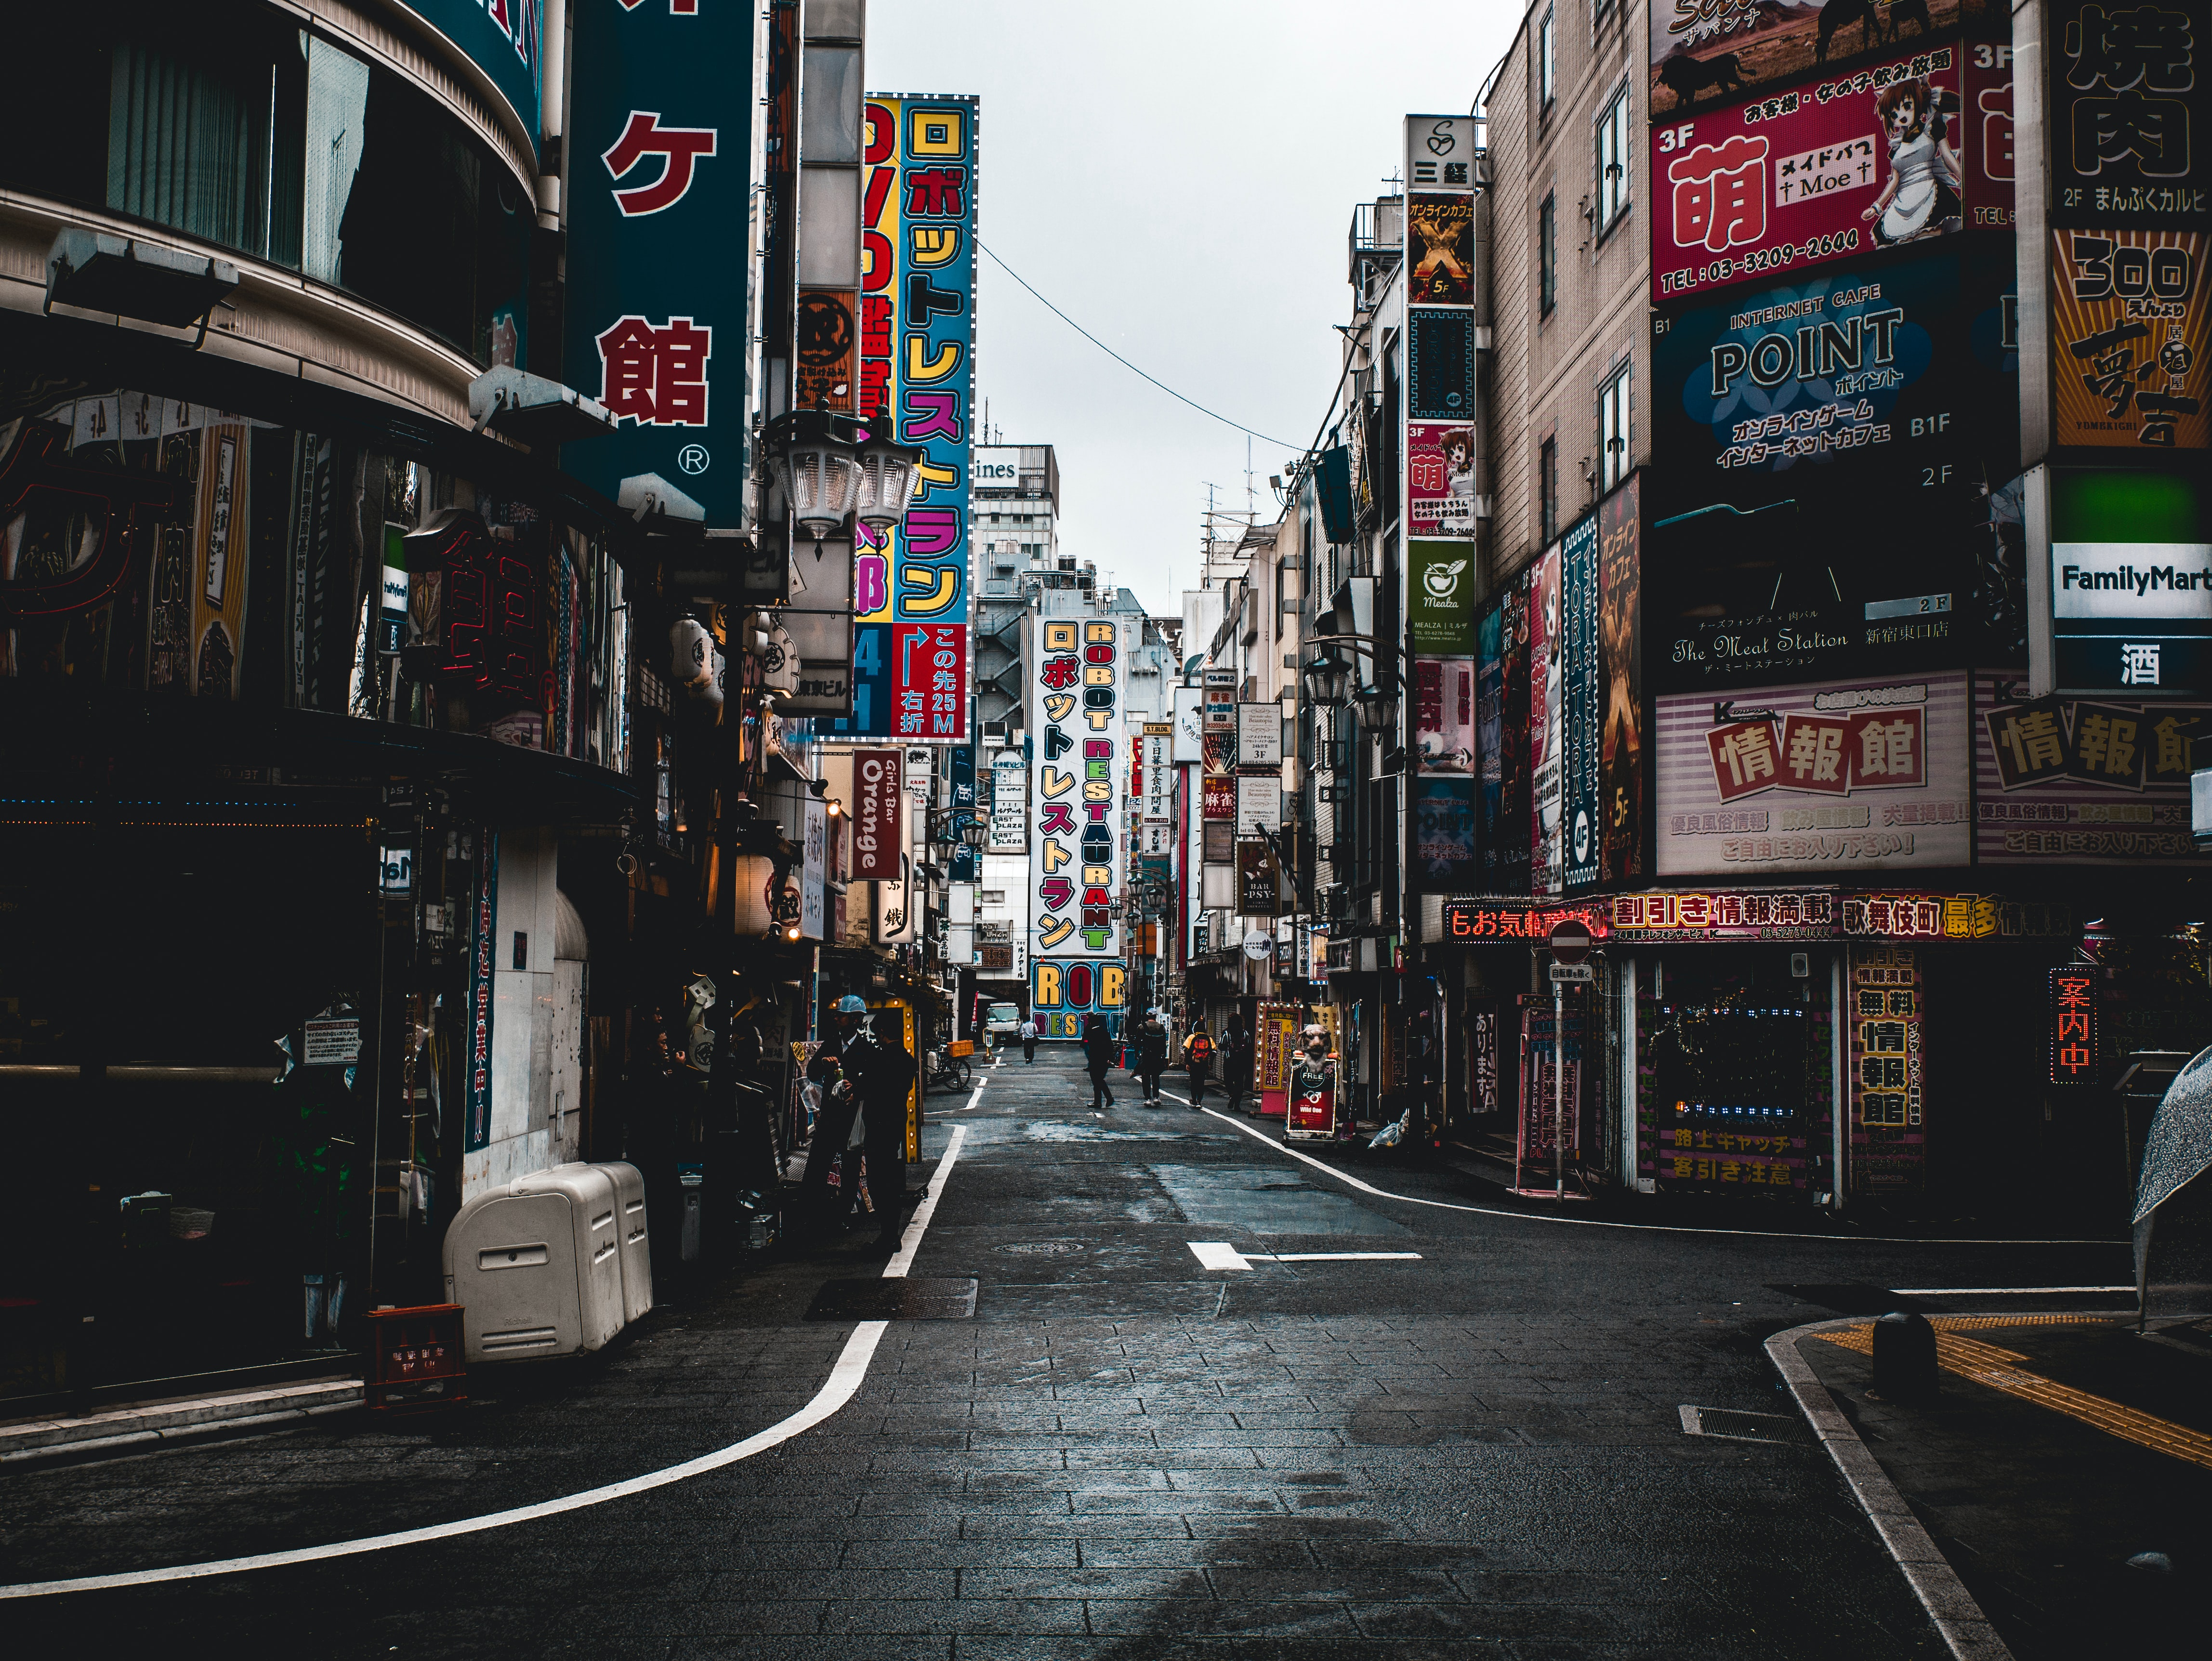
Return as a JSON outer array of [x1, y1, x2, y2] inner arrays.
[[800, 995, 915, 1253], [1019, 1014, 1039, 1063], [1137, 1009, 1169, 1106], [1083, 1014, 1116, 1109], [1222, 1024, 1250, 1113], [1183, 1023, 1214, 1106]]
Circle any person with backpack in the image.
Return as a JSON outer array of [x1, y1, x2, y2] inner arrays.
[[1183, 1023, 1215, 1106], [1136, 1009, 1170, 1107]]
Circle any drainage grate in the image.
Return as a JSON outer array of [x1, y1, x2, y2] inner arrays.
[[1679, 1404, 1814, 1445], [806, 1278, 978, 1320]]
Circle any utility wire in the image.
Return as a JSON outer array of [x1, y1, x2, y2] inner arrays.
[[976, 237, 1303, 452]]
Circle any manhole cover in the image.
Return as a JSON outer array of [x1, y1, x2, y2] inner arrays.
[[1678, 1405, 1813, 1445], [1001, 1241, 1083, 1255], [806, 1278, 978, 1320]]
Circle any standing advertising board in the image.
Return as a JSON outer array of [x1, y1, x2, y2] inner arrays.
[[1651, 40, 2010, 304], [1029, 619, 1126, 1037], [1286, 1051, 1342, 1141], [1254, 1002, 1299, 1121], [565, 2, 750, 523], [1656, 671, 1973, 874], [834, 96, 979, 739], [1975, 677, 2205, 862]]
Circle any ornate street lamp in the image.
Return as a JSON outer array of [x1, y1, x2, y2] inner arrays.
[[853, 403, 924, 538], [762, 408, 860, 550]]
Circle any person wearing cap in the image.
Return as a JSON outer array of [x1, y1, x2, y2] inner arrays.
[[800, 994, 915, 1253]]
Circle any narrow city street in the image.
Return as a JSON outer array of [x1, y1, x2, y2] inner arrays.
[[2, 1049, 2135, 1659]]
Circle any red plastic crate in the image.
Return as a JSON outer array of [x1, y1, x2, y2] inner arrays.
[[364, 1303, 468, 1413]]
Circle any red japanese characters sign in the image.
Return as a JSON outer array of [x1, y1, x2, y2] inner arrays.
[[1657, 674, 1972, 874], [2049, 966, 2100, 1083], [1651, 40, 2009, 303], [851, 749, 903, 880], [891, 622, 966, 738]]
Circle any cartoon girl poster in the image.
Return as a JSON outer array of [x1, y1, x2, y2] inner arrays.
[[1862, 77, 1962, 246]]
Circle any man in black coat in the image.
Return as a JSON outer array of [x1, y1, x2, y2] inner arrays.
[[802, 995, 916, 1252]]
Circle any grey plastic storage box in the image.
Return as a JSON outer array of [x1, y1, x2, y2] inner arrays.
[[443, 1163, 624, 1361], [599, 1160, 654, 1323]]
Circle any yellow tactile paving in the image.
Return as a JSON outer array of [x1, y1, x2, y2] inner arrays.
[[1817, 1320, 2212, 1472]]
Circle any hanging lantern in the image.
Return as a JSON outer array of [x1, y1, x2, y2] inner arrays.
[[853, 406, 924, 536]]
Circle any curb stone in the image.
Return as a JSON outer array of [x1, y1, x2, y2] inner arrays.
[[1766, 1316, 2014, 1661]]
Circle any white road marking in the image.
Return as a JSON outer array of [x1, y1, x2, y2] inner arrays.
[[1185, 1241, 1424, 1271], [1185, 1103, 2122, 1248], [0, 1127, 973, 1601], [961, 1076, 988, 1111], [1885, 1285, 2134, 1295]]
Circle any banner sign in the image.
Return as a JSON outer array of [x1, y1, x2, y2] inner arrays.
[[1235, 773, 1282, 838], [1656, 672, 1973, 873], [987, 751, 1027, 851], [1415, 657, 1477, 772], [464, 830, 498, 1153], [1562, 513, 1602, 891], [1029, 619, 1122, 984], [2049, 965, 2100, 1083], [1849, 944, 1925, 1196], [1202, 776, 1235, 820], [1142, 724, 1174, 819], [1651, 40, 2009, 303], [1415, 778, 1479, 886], [1975, 679, 2205, 861], [2048, 469, 2212, 691], [2049, 231, 2209, 451], [2045, 0, 2209, 232], [1441, 888, 2076, 942], [1410, 538, 1478, 656], [1236, 702, 1282, 768], [852, 748, 903, 879], [1479, 578, 1532, 891], [1530, 546, 1564, 896], [1652, 248, 2019, 497], [1648, 0, 1977, 120], [1598, 476, 1646, 884], [833, 95, 978, 738], [1409, 422, 1480, 535], [566, 0, 750, 522], [1236, 840, 1277, 916]]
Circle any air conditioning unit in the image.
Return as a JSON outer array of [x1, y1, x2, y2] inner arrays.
[[982, 720, 1009, 743]]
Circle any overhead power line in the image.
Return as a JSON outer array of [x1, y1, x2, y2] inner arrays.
[[975, 237, 1303, 452]]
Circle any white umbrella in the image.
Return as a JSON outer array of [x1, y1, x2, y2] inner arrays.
[[2132, 1044, 2212, 1327]]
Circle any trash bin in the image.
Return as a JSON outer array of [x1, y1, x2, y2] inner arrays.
[[442, 1163, 625, 1362]]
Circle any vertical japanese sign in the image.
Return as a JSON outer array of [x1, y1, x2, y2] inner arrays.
[[1529, 546, 1564, 897], [464, 831, 499, 1153], [2049, 964, 2100, 1082], [1142, 724, 1174, 822], [564, 1, 747, 522], [1029, 618, 1125, 1036], [1598, 476, 1645, 884], [1849, 944, 1925, 1196], [851, 748, 903, 880], [840, 94, 976, 739], [1561, 512, 1601, 892]]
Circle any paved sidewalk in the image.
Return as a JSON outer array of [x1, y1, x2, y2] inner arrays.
[[1796, 1314, 2212, 1661]]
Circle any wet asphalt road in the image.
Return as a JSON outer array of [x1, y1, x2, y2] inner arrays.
[[0, 1046, 2132, 1658]]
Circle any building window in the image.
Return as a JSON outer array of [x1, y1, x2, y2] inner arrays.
[[1539, 7, 1555, 109], [1539, 192, 1557, 316], [1598, 363, 1631, 493], [1540, 436, 1559, 544], [1594, 82, 1631, 234], [979, 890, 1005, 906]]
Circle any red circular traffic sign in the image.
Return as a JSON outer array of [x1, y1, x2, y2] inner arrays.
[[1548, 920, 1593, 964]]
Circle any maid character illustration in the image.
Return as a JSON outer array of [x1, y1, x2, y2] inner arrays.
[[1861, 78, 1962, 246]]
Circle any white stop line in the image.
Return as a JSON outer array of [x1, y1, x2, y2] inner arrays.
[[1188, 1241, 1422, 1271]]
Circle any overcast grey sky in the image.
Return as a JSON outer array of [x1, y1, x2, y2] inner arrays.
[[871, 0, 1523, 618]]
